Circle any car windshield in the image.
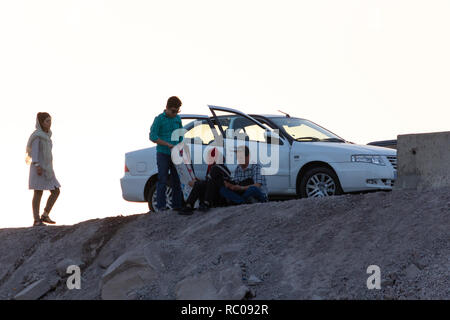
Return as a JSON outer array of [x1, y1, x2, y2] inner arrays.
[[270, 117, 345, 142]]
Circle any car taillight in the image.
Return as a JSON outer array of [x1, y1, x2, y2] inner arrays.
[[125, 164, 129, 173]]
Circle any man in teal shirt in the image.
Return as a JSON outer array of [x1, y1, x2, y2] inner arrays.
[[149, 96, 184, 211]]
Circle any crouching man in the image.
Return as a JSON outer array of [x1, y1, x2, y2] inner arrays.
[[221, 145, 268, 204]]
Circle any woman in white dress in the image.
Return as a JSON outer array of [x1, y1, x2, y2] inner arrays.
[[26, 112, 61, 226]]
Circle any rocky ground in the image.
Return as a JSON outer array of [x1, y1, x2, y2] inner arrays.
[[0, 187, 448, 300]]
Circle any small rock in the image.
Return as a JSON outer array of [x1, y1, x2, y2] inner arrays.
[[247, 275, 263, 285], [405, 264, 421, 279], [413, 259, 427, 270], [175, 273, 218, 300], [212, 255, 222, 266], [382, 273, 398, 287], [101, 249, 158, 300], [381, 279, 395, 287], [143, 243, 166, 272], [218, 283, 250, 300], [176, 266, 250, 300], [56, 258, 82, 277], [216, 266, 250, 300]]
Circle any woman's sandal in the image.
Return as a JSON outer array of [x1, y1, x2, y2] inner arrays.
[[41, 214, 56, 224], [33, 220, 46, 227]]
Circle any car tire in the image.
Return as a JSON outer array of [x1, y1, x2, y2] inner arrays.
[[299, 167, 343, 198], [147, 182, 174, 212]]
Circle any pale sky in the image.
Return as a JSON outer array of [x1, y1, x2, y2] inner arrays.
[[0, 0, 449, 228]]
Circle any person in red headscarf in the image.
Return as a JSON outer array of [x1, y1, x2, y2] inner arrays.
[[178, 147, 221, 215], [203, 152, 232, 209]]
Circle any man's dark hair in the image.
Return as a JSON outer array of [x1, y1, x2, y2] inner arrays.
[[166, 96, 182, 109], [243, 146, 250, 157]]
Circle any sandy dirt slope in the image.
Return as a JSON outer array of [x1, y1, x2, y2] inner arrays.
[[0, 187, 448, 300]]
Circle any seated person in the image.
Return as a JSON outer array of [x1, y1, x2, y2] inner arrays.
[[203, 159, 231, 208], [178, 148, 228, 214], [178, 178, 208, 215], [220, 145, 268, 205]]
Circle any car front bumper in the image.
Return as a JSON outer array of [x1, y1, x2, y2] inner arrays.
[[330, 162, 397, 193]]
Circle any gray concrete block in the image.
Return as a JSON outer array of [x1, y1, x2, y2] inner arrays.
[[395, 131, 450, 190]]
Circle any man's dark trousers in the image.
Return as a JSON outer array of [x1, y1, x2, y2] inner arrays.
[[186, 180, 207, 207], [219, 185, 267, 204], [156, 152, 182, 209]]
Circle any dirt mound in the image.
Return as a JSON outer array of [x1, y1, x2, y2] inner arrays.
[[0, 187, 449, 300]]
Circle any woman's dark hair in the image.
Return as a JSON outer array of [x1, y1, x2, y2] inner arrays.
[[166, 96, 182, 109], [37, 112, 51, 130]]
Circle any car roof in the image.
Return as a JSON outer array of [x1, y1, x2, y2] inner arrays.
[[180, 114, 209, 119], [251, 114, 285, 118], [180, 113, 306, 121], [250, 114, 306, 120]]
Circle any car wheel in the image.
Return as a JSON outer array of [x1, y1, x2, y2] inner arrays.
[[147, 183, 173, 212], [299, 167, 343, 198]]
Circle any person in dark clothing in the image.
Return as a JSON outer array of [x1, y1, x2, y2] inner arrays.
[[178, 148, 230, 215], [178, 148, 218, 215], [178, 177, 209, 215], [149, 96, 184, 211], [203, 162, 231, 208]]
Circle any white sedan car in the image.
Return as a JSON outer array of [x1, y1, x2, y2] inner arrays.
[[121, 105, 397, 211]]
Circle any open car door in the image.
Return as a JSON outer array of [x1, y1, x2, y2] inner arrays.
[[180, 114, 222, 181], [207, 105, 291, 194]]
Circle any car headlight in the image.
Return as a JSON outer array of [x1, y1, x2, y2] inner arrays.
[[351, 155, 386, 166]]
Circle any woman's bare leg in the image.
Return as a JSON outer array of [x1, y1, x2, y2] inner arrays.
[[32, 190, 43, 222]]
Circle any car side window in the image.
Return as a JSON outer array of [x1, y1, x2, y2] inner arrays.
[[241, 124, 267, 142], [229, 116, 277, 144], [183, 120, 215, 145]]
